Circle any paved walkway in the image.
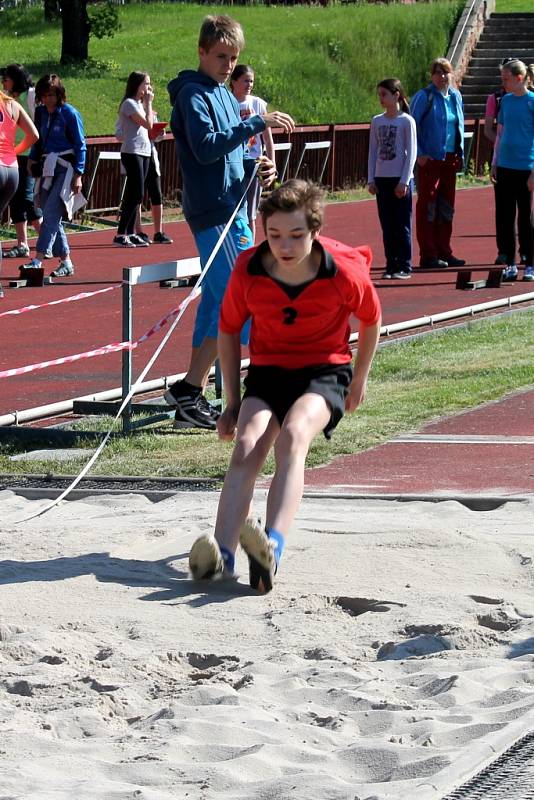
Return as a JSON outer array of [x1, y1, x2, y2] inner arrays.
[[302, 388, 534, 498]]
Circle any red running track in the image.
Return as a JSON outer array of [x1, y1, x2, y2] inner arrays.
[[1, 185, 533, 418]]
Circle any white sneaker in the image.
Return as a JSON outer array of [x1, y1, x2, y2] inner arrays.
[[523, 266, 534, 281], [51, 260, 74, 277], [188, 535, 224, 580], [502, 264, 518, 282]]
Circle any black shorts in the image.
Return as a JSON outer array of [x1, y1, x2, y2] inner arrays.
[[243, 363, 353, 439]]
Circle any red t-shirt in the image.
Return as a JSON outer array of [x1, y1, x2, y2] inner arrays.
[[219, 235, 381, 369]]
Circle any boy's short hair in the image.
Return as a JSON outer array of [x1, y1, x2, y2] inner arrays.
[[260, 179, 325, 234], [198, 15, 245, 52], [430, 57, 453, 75]]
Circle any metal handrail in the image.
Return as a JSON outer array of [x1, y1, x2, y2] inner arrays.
[[449, 0, 480, 65]]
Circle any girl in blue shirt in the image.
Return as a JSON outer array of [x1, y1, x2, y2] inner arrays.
[[492, 60, 534, 281]]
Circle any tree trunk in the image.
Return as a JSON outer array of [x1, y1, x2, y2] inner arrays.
[[61, 0, 90, 63]]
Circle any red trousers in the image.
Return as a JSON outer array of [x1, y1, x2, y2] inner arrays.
[[416, 153, 461, 262]]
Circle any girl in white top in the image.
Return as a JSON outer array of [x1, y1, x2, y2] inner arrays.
[[367, 77, 417, 279], [114, 71, 154, 248], [230, 65, 275, 241]]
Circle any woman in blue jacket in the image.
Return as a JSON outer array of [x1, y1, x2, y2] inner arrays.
[[24, 74, 86, 278], [410, 58, 465, 269]]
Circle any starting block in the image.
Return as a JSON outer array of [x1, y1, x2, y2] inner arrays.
[[159, 277, 195, 288], [9, 269, 52, 288], [11, 266, 46, 288], [9, 267, 53, 289], [456, 269, 502, 291]]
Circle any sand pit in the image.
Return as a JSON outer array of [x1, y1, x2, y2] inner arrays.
[[1, 489, 533, 799]]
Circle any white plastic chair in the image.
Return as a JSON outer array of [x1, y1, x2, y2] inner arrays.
[[85, 151, 126, 213], [273, 142, 293, 182]]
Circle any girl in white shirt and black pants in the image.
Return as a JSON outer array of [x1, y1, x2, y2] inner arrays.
[[114, 71, 154, 248], [367, 78, 417, 279]]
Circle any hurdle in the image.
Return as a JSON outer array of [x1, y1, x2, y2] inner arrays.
[[72, 257, 202, 432]]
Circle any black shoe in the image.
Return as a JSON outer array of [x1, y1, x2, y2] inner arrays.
[[420, 257, 448, 268], [134, 232, 152, 245], [113, 235, 136, 248], [445, 256, 466, 267], [128, 233, 150, 248], [153, 231, 173, 244], [173, 393, 217, 430]]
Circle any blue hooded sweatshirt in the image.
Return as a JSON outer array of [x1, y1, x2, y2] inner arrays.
[[168, 69, 267, 232]]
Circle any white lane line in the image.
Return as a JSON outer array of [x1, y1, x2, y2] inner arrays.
[[393, 434, 534, 444]]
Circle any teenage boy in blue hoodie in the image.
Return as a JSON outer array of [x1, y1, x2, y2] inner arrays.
[[166, 15, 295, 429]]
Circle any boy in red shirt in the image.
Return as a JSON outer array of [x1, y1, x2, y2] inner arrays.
[[189, 179, 382, 592]]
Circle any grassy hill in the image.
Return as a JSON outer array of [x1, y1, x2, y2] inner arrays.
[[1, 1, 463, 135]]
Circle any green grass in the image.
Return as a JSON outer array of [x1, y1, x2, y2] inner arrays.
[[1, 309, 533, 479], [0, 1, 463, 135], [495, 0, 534, 11]]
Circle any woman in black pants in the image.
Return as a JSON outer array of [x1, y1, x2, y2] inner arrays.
[[113, 71, 154, 248]]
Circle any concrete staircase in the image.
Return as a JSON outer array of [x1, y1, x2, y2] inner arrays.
[[460, 12, 534, 119]]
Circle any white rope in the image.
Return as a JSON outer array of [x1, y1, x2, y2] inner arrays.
[[16, 163, 259, 523]]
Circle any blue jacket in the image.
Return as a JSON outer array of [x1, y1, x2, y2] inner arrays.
[[410, 84, 464, 162], [30, 103, 86, 175], [168, 69, 266, 232]]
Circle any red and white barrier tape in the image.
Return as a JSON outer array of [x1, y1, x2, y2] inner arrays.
[[0, 285, 120, 318], [0, 288, 200, 379]]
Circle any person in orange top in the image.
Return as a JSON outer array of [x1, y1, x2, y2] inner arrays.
[[188, 179, 382, 592], [0, 88, 38, 297]]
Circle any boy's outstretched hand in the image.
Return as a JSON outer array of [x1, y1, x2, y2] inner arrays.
[[217, 404, 240, 441], [263, 111, 295, 134]]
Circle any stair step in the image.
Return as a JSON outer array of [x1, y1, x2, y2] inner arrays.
[[470, 56, 534, 67], [464, 67, 508, 77], [479, 33, 534, 40], [461, 74, 500, 83], [471, 49, 534, 58], [488, 12, 534, 17], [461, 93, 493, 104], [463, 106, 487, 118]]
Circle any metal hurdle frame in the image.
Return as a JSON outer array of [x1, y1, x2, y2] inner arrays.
[[293, 140, 332, 184], [72, 257, 202, 433], [273, 142, 293, 182], [84, 151, 127, 220]]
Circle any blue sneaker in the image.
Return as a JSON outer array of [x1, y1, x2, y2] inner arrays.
[[502, 264, 518, 282], [523, 266, 534, 281]]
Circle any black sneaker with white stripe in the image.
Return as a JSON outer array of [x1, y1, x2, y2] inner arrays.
[[173, 392, 218, 430]]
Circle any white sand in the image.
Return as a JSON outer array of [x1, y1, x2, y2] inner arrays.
[[1, 489, 534, 799]]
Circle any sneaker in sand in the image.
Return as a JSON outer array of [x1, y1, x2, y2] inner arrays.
[[188, 535, 224, 580], [239, 519, 276, 594]]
